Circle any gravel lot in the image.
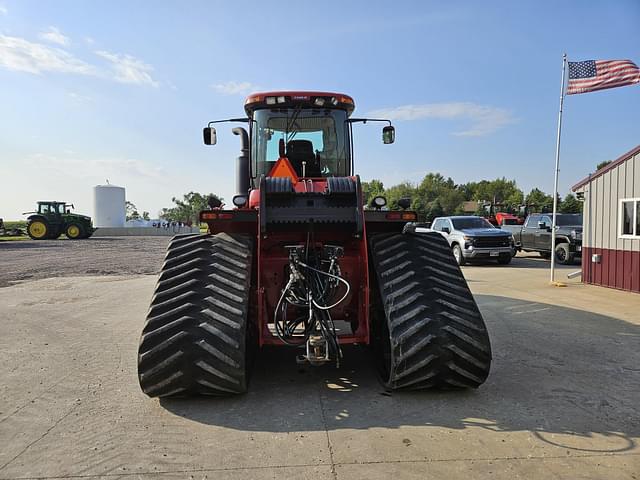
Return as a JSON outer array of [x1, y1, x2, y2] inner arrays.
[[0, 237, 170, 287]]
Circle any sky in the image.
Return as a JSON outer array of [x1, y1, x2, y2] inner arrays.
[[1, 0, 639, 219]]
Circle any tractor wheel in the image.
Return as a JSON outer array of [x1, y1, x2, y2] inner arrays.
[[369, 232, 491, 390], [27, 220, 49, 240], [137, 233, 254, 397], [65, 223, 84, 240]]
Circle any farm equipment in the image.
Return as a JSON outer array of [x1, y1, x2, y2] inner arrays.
[[137, 91, 492, 397], [24, 201, 95, 240]]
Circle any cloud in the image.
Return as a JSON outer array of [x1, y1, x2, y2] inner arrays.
[[0, 34, 96, 75], [368, 102, 515, 136], [25, 153, 166, 180], [95, 50, 159, 87], [38, 26, 70, 46], [0, 5, 7, 15], [211, 81, 260, 95], [0, 33, 160, 88]]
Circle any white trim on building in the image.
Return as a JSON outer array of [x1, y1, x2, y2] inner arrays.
[[619, 197, 640, 239]]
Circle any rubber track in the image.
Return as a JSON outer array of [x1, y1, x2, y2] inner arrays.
[[369, 232, 492, 389], [137, 233, 253, 397]]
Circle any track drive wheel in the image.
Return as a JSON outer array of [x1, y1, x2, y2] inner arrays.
[[369, 232, 492, 390], [138, 233, 254, 397], [65, 223, 84, 240], [27, 220, 48, 240]]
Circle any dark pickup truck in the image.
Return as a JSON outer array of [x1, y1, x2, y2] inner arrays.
[[501, 213, 583, 264]]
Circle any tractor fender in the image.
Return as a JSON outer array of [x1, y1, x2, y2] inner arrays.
[[26, 214, 48, 223]]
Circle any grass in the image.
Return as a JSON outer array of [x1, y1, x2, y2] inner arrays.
[[0, 236, 28, 242], [3, 220, 27, 229], [0, 220, 28, 241]]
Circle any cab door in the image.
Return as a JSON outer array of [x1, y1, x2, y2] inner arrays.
[[535, 215, 552, 250], [521, 215, 540, 249]]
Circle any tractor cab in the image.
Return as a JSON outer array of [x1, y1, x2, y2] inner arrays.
[[203, 92, 395, 197], [245, 93, 356, 180], [37, 201, 69, 216], [25, 201, 94, 240]]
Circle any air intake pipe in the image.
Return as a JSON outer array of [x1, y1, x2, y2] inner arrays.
[[232, 127, 250, 196]]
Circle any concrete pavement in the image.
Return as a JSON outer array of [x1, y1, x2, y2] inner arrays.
[[0, 255, 639, 479]]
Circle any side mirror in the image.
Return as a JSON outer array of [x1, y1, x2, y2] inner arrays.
[[538, 221, 546, 229], [203, 127, 217, 145], [382, 125, 395, 144], [442, 226, 450, 234]]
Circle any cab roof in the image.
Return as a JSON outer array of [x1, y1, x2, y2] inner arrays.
[[244, 91, 355, 116]]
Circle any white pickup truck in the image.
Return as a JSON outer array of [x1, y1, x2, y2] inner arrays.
[[422, 216, 514, 265]]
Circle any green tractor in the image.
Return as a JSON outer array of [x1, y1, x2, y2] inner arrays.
[[24, 201, 95, 240]]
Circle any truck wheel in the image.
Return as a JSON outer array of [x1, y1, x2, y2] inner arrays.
[[452, 244, 466, 266], [27, 220, 49, 240], [497, 253, 512, 265], [138, 233, 254, 397], [369, 232, 491, 390], [65, 223, 84, 240], [554, 243, 574, 265]]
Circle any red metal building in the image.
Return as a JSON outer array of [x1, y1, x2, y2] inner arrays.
[[572, 145, 640, 293]]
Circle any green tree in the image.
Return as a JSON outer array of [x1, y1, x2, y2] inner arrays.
[[426, 199, 444, 221], [525, 188, 553, 212], [160, 192, 223, 223], [473, 178, 522, 205], [438, 189, 466, 215], [125, 201, 140, 221], [596, 160, 612, 171], [142, 211, 150, 221], [384, 181, 415, 210], [361, 179, 385, 205], [559, 193, 582, 213]]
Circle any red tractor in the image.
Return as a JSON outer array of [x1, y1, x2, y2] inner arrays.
[[137, 92, 491, 397]]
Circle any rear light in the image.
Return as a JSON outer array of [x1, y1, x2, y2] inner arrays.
[[201, 212, 234, 220], [385, 212, 417, 221]]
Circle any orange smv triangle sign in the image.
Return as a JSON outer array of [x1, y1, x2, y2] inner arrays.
[[268, 157, 299, 183]]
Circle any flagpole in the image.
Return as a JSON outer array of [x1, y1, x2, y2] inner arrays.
[[550, 53, 567, 284]]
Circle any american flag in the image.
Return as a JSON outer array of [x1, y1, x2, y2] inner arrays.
[[566, 59, 640, 95]]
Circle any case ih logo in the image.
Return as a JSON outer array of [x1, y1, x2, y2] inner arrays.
[[292, 95, 309, 100]]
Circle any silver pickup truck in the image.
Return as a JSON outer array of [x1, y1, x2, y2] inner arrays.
[[427, 216, 514, 265]]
